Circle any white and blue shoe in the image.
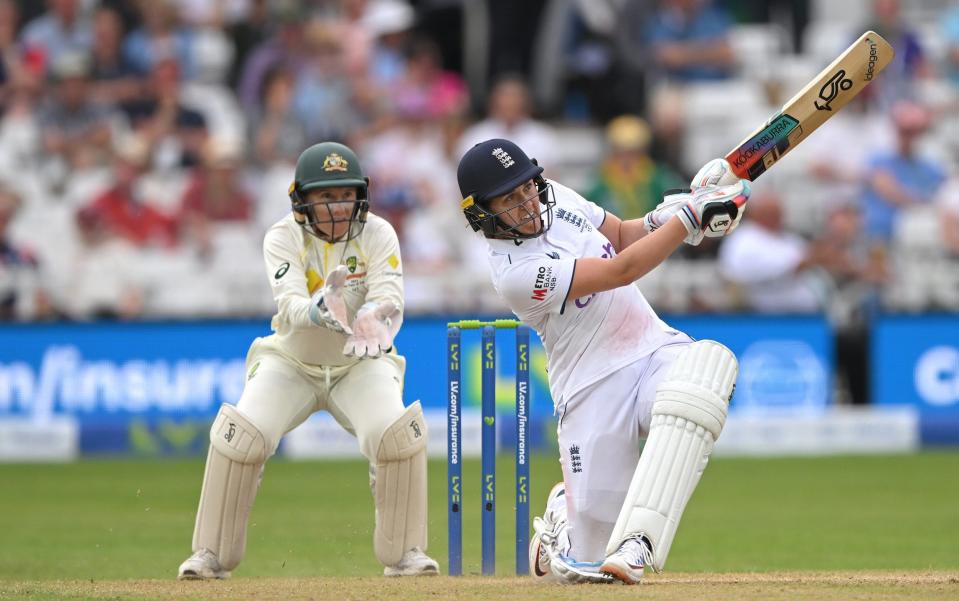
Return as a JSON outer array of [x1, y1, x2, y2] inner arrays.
[[529, 482, 567, 579], [549, 554, 614, 584], [600, 536, 653, 585], [529, 483, 612, 584]]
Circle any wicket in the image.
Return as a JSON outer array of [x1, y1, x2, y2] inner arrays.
[[447, 319, 530, 576]]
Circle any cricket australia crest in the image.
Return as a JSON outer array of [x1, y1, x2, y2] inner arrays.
[[323, 152, 349, 172]]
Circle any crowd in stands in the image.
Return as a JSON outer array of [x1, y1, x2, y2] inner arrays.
[[1, 0, 958, 330]]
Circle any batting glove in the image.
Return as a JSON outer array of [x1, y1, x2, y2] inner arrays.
[[674, 180, 751, 246], [691, 158, 741, 189]]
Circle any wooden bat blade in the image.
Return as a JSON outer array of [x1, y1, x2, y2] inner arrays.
[[724, 30, 895, 181]]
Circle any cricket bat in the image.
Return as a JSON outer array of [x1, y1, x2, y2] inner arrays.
[[724, 31, 895, 181]]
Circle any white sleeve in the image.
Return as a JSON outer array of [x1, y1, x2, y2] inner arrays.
[[263, 224, 314, 329], [363, 221, 405, 329], [497, 257, 577, 322], [550, 179, 606, 227], [578, 196, 607, 228]]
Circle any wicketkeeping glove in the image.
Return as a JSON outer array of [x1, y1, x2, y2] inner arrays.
[[343, 301, 400, 359], [308, 265, 352, 334]]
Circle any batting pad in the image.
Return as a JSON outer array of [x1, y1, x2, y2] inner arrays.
[[605, 340, 737, 570], [373, 401, 429, 566], [193, 404, 270, 571]]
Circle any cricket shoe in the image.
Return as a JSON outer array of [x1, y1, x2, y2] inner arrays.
[[528, 482, 567, 579], [383, 548, 440, 577], [549, 554, 614, 585], [600, 536, 653, 585], [177, 548, 230, 580]]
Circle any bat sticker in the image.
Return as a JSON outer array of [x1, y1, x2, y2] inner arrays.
[[815, 69, 853, 111]]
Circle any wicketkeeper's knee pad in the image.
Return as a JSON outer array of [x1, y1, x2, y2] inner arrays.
[[606, 340, 737, 570], [192, 404, 271, 571], [373, 401, 429, 566]]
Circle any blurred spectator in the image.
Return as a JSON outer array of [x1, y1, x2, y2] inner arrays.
[[363, 0, 414, 91], [860, 101, 945, 246], [0, 185, 52, 320], [944, 6, 959, 89], [643, 0, 735, 84], [801, 96, 894, 207], [725, 0, 809, 53], [361, 97, 457, 240], [178, 138, 253, 256], [19, 0, 93, 72], [718, 190, 827, 313], [935, 171, 959, 257], [485, 0, 547, 79], [123, 0, 197, 80], [645, 84, 687, 177], [89, 6, 143, 104], [393, 37, 467, 119], [0, 0, 20, 95], [38, 51, 118, 176], [814, 198, 888, 311], [252, 66, 307, 166], [0, 62, 43, 179], [860, 0, 929, 108], [225, 0, 270, 88], [290, 21, 363, 143], [456, 75, 554, 167], [584, 115, 683, 219], [333, 0, 374, 79], [87, 136, 179, 248], [171, 0, 251, 27], [121, 58, 208, 169], [556, 1, 646, 121], [64, 205, 145, 320], [720, 189, 887, 318], [236, 0, 307, 115], [361, 96, 470, 311], [816, 197, 887, 405]]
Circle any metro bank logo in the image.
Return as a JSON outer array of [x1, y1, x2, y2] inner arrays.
[[530, 265, 554, 301]]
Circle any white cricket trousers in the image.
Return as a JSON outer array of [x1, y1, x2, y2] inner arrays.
[[556, 339, 692, 563], [236, 336, 408, 460]]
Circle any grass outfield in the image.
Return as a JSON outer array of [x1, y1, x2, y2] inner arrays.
[[0, 453, 957, 599]]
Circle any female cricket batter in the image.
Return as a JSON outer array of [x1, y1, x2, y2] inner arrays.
[[177, 142, 438, 579], [456, 139, 747, 584]]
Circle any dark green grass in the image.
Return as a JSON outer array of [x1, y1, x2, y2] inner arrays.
[[0, 452, 957, 580]]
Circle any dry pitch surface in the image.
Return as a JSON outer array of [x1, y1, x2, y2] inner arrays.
[[3, 572, 957, 601]]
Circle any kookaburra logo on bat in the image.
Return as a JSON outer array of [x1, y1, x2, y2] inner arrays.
[[815, 69, 853, 111]]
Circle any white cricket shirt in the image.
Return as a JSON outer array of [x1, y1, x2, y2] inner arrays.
[[263, 212, 404, 366], [486, 180, 680, 408]]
